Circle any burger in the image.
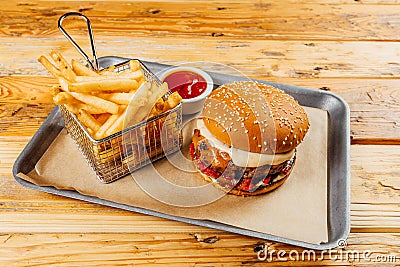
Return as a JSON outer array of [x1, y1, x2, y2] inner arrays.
[[189, 81, 309, 196]]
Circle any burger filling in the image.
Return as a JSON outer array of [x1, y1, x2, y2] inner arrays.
[[191, 129, 295, 193]]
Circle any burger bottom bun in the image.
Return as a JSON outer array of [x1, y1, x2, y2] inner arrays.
[[195, 162, 294, 197]]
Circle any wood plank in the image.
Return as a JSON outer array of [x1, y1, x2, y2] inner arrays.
[[350, 145, 400, 231], [2, 76, 399, 141], [0, 76, 55, 136], [0, 232, 399, 266], [2, 1, 400, 41], [3, 37, 400, 79], [269, 78, 400, 143], [1, 144, 400, 232], [351, 145, 400, 204]]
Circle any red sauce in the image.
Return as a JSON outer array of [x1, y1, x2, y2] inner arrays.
[[163, 70, 207, 99]]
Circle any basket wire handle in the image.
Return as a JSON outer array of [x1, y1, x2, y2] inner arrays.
[[58, 12, 99, 72]]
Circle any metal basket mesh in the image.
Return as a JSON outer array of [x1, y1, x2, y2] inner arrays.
[[59, 60, 182, 183]]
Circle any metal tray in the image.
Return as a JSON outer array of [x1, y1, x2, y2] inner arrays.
[[13, 57, 350, 250]]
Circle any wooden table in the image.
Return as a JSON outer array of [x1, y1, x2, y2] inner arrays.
[[1, 1, 400, 265]]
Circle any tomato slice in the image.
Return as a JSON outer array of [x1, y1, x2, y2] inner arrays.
[[189, 143, 197, 159], [263, 176, 271, 185], [202, 167, 221, 179]]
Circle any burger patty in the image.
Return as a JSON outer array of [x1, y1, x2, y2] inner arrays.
[[191, 129, 295, 192]]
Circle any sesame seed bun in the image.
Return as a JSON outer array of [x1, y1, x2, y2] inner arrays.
[[202, 81, 309, 154]]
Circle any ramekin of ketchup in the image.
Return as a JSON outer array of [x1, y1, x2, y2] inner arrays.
[[159, 66, 213, 114]]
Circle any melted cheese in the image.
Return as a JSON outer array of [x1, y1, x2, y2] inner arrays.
[[197, 119, 295, 167]]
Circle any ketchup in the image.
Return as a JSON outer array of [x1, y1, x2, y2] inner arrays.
[[163, 71, 207, 99]]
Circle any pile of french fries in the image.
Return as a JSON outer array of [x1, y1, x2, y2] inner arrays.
[[39, 51, 182, 140]]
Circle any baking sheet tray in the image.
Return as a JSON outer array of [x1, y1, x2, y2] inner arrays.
[[12, 57, 350, 250]]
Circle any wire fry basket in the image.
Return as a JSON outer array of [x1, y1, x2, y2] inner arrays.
[[57, 12, 182, 183], [60, 59, 182, 183]]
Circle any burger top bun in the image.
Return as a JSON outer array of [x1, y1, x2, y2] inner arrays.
[[202, 81, 309, 154]]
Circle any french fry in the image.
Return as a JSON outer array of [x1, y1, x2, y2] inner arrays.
[[87, 127, 94, 136], [57, 77, 70, 92], [97, 92, 134, 105], [99, 60, 141, 76], [64, 103, 82, 114], [97, 70, 113, 76], [69, 78, 139, 93], [78, 109, 102, 132], [118, 70, 143, 80], [100, 65, 115, 74], [74, 76, 108, 82], [74, 74, 142, 83], [100, 69, 143, 81], [96, 113, 111, 124], [149, 98, 165, 118], [71, 59, 100, 77], [105, 107, 127, 137], [50, 50, 76, 82], [129, 60, 140, 71], [38, 56, 62, 79], [53, 92, 75, 105], [70, 92, 120, 114], [137, 77, 146, 89], [79, 103, 111, 114], [94, 112, 121, 140], [50, 85, 61, 96], [163, 91, 183, 111], [65, 102, 108, 115], [155, 98, 165, 112]]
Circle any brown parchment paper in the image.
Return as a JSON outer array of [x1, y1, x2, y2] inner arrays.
[[17, 106, 328, 244]]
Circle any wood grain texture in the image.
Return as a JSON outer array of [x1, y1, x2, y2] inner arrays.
[[4, 37, 400, 79], [2, 1, 400, 41], [350, 145, 400, 231], [0, 232, 399, 266]]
